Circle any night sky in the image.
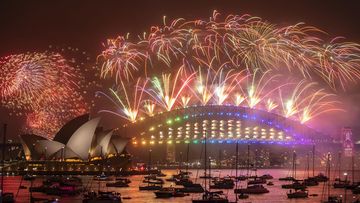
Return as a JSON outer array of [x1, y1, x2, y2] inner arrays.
[[1, 0, 360, 139]]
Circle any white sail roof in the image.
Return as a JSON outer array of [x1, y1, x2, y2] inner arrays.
[[66, 117, 101, 160]]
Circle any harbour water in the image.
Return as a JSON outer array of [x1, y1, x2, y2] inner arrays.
[[2, 169, 359, 203]]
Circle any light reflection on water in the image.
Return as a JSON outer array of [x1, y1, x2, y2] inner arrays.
[[2, 169, 359, 203]]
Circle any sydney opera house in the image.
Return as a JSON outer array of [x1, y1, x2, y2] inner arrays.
[[9, 114, 131, 174]]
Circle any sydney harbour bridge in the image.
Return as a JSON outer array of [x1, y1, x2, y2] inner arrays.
[[119, 105, 348, 163]]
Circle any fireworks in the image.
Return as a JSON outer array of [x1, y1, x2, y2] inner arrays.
[[0, 53, 76, 110], [96, 78, 148, 122], [0, 52, 91, 138], [99, 11, 360, 90], [147, 67, 195, 111], [98, 67, 343, 124], [3, 11, 360, 138], [95, 12, 360, 126]]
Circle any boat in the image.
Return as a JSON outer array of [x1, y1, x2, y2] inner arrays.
[[23, 174, 36, 181], [238, 193, 249, 199], [0, 126, 15, 203], [156, 172, 167, 177], [106, 180, 129, 187], [44, 185, 81, 196], [235, 175, 247, 181], [172, 171, 191, 180], [83, 191, 122, 203], [279, 177, 296, 181], [280, 151, 298, 182], [94, 173, 112, 181], [192, 191, 229, 203], [321, 153, 342, 203], [313, 173, 329, 182], [287, 189, 308, 198], [199, 174, 212, 179], [175, 178, 193, 186], [260, 174, 273, 180], [304, 177, 319, 186], [303, 153, 319, 187], [143, 177, 164, 184], [333, 180, 350, 188], [345, 182, 360, 190], [179, 183, 205, 193], [281, 181, 307, 190], [139, 182, 163, 191], [115, 177, 131, 184], [165, 177, 177, 182], [352, 186, 360, 194], [247, 177, 266, 185], [154, 187, 188, 198], [322, 196, 343, 203], [234, 184, 269, 194], [267, 181, 274, 186], [30, 197, 59, 203], [210, 178, 234, 189], [0, 193, 15, 203], [192, 135, 229, 203]]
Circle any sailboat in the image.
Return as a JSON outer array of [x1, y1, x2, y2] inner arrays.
[[287, 189, 309, 199], [139, 149, 163, 191], [0, 124, 14, 203], [304, 152, 319, 186], [322, 153, 342, 203], [176, 143, 204, 193], [333, 152, 350, 189], [281, 151, 307, 190], [234, 144, 269, 195], [192, 134, 229, 203]]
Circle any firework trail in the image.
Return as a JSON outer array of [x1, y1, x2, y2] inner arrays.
[[100, 11, 360, 90], [0, 51, 92, 138]]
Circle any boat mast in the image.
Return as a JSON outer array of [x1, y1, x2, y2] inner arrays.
[[218, 149, 221, 170], [292, 151, 296, 180], [327, 153, 331, 199], [312, 145, 315, 177], [352, 154, 355, 184], [338, 151, 341, 180], [204, 134, 207, 193], [148, 149, 152, 173], [1, 124, 6, 196], [186, 143, 190, 173], [307, 152, 310, 178], [247, 144, 250, 177], [235, 141, 239, 202], [179, 152, 183, 173]]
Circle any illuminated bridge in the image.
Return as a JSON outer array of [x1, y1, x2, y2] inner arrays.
[[120, 105, 333, 146]]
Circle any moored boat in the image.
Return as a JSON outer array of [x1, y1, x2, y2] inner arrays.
[[139, 182, 163, 191], [192, 191, 229, 203], [83, 191, 122, 203], [178, 183, 204, 193], [234, 184, 269, 194], [287, 189, 308, 199], [154, 187, 188, 198], [106, 180, 129, 187]]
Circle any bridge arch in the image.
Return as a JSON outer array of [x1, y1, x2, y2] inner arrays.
[[120, 105, 331, 145]]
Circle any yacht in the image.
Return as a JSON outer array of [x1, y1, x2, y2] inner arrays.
[[106, 180, 129, 188], [287, 189, 308, 199], [192, 191, 229, 203], [83, 191, 122, 203], [154, 187, 188, 198], [210, 178, 235, 189], [139, 182, 163, 191], [234, 184, 269, 194]]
